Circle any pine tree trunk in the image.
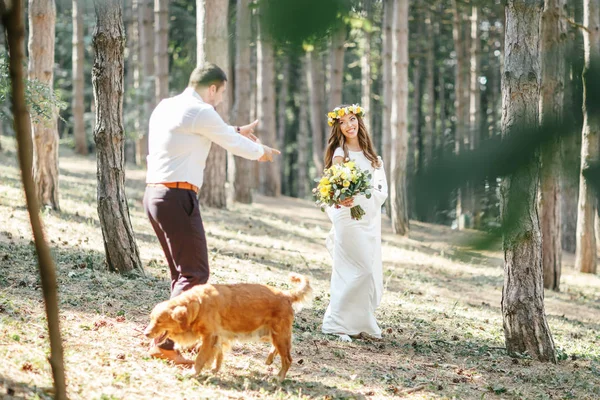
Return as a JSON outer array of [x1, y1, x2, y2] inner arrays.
[[135, 0, 154, 166], [3, 2, 67, 397], [361, 10, 372, 131], [123, 0, 137, 164], [452, 0, 466, 229], [257, 16, 279, 196], [197, 0, 229, 209], [277, 59, 289, 194], [93, 0, 144, 275], [469, 6, 481, 228], [382, 0, 393, 180], [501, 0, 556, 363], [154, 0, 168, 102], [131, 0, 141, 164], [28, 0, 60, 210], [297, 59, 309, 199], [329, 27, 345, 109], [575, 0, 600, 274], [72, 0, 87, 155], [424, 8, 435, 170], [390, 0, 409, 235], [233, 0, 253, 204], [540, 0, 566, 290], [306, 50, 325, 173]]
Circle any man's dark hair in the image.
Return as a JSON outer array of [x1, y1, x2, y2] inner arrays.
[[188, 63, 228, 88]]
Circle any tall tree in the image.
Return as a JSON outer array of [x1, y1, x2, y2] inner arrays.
[[452, 0, 466, 229], [28, 0, 60, 210], [468, 5, 481, 228], [3, 2, 67, 397], [93, 0, 144, 274], [233, 0, 253, 203], [575, 0, 600, 274], [360, 1, 372, 131], [197, 0, 230, 209], [329, 27, 345, 109], [306, 49, 325, 173], [501, 0, 556, 362], [72, 0, 87, 155], [154, 0, 169, 102], [135, 0, 154, 165], [297, 59, 309, 198], [257, 15, 279, 196], [390, 0, 409, 235], [424, 7, 435, 170], [381, 0, 393, 179], [540, 0, 566, 290]]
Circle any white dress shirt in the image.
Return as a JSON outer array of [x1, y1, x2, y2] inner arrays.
[[145, 87, 264, 189]]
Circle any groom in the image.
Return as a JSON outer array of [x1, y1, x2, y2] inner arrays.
[[143, 63, 280, 363]]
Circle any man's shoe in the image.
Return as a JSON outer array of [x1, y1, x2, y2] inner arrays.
[[148, 346, 194, 365]]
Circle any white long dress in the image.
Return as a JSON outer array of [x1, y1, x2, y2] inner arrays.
[[322, 147, 388, 338]]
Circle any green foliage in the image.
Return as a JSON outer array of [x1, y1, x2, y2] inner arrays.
[[0, 52, 67, 124]]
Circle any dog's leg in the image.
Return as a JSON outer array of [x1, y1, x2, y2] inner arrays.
[[193, 334, 218, 375], [271, 331, 292, 382], [212, 344, 224, 373], [265, 345, 278, 365]]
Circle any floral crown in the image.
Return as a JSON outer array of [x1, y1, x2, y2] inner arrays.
[[327, 104, 366, 127]]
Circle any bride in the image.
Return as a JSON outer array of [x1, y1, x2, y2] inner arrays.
[[322, 104, 388, 342]]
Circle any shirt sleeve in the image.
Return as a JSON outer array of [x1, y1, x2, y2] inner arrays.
[[372, 156, 388, 207], [333, 147, 345, 160], [191, 107, 264, 160]]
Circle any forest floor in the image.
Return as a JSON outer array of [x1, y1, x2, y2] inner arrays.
[[1, 137, 600, 400]]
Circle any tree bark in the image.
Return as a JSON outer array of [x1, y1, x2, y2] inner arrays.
[[329, 27, 345, 109], [297, 59, 309, 199], [72, 0, 87, 155], [3, 2, 67, 397], [93, 0, 144, 275], [468, 5, 481, 228], [452, 0, 466, 229], [575, 0, 600, 274], [501, 0, 556, 363], [135, 0, 154, 166], [277, 59, 289, 194], [197, 0, 230, 209], [233, 0, 253, 204], [540, 0, 566, 290], [424, 8, 435, 170], [306, 50, 325, 173], [28, 0, 60, 210], [360, 2, 372, 131], [154, 0, 168, 102], [382, 0, 393, 182], [390, 0, 409, 235], [257, 15, 279, 196]]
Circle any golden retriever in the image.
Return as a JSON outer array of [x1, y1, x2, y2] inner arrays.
[[144, 273, 312, 381]]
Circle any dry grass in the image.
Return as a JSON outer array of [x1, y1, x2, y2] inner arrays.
[[1, 136, 600, 400]]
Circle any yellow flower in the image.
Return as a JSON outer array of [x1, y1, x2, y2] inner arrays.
[[344, 161, 355, 169], [328, 118, 334, 126], [319, 177, 330, 186], [337, 108, 346, 117], [343, 180, 350, 188], [320, 185, 331, 196], [355, 106, 362, 114], [328, 112, 337, 119]]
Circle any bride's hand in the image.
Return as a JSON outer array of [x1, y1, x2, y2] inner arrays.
[[338, 197, 354, 208]]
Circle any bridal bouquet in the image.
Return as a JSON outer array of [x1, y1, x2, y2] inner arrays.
[[313, 159, 372, 220]]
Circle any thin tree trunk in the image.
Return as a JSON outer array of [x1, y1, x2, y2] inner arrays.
[[123, 0, 137, 164], [154, 0, 168, 102], [257, 16, 279, 196], [540, 0, 566, 290], [72, 0, 87, 155], [131, 0, 141, 164], [452, 0, 466, 229], [297, 59, 309, 199], [3, 3, 67, 397], [424, 8, 435, 170], [361, 2, 372, 131], [28, 0, 59, 210], [197, 0, 229, 209], [93, 0, 144, 275], [329, 27, 345, 109], [136, 0, 154, 166], [277, 59, 289, 193], [469, 5, 481, 228], [306, 50, 325, 173], [575, 0, 600, 274], [382, 0, 393, 216], [390, 0, 409, 235], [233, 0, 253, 204], [501, 0, 556, 363]]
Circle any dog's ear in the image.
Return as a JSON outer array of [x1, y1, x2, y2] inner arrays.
[[171, 305, 188, 325]]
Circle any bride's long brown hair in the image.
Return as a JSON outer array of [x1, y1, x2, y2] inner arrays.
[[324, 107, 381, 169]]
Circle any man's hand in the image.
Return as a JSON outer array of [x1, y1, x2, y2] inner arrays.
[[258, 145, 281, 162], [238, 119, 259, 142]]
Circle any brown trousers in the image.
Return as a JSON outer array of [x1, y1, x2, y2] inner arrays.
[[143, 185, 209, 350]]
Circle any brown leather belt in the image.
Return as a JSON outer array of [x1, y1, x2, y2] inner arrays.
[[147, 182, 199, 194]]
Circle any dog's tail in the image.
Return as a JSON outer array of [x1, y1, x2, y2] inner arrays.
[[287, 273, 313, 311]]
